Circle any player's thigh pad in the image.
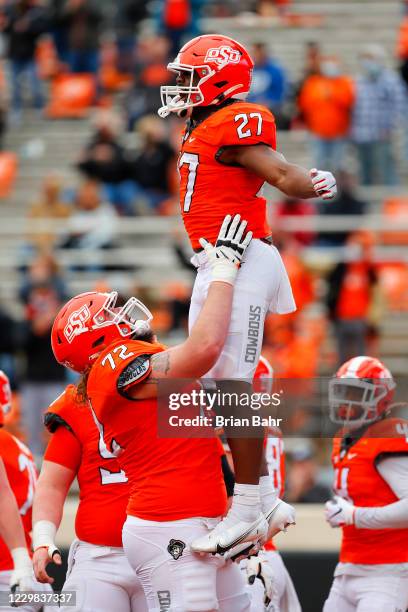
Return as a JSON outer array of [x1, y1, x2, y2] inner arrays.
[[123, 516, 248, 612], [190, 240, 295, 379], [63, 540, 135, 612], [323, 576, 356, 612], [352, 574, 408, 612]]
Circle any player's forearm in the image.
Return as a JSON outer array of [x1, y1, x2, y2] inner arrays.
[[270, 162, 316, 199], [185, 282, 233, 372], [32, 479, 66, 529], [355, 497, 408, 529], [0, 487, 27, 551]]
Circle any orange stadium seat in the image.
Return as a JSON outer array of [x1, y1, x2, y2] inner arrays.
[[381, 197, 408, 245], [378, 263, 408, 311], [0, 152, 18, 198], [45, 74, 96, 118]]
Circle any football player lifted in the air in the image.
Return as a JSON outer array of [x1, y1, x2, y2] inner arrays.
[[158, 34, 337, 553], [324, 356, 408, 612]]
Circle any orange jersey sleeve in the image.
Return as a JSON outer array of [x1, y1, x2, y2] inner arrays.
[[44, 426, 81, 472], [179, 101, 275, 249]]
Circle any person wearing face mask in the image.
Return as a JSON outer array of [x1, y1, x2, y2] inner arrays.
[[298, 56, 354, 171], [325, 232, 379, 366], [351, 44, 407, 185]]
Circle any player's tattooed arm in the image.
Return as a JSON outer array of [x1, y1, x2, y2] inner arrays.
[[221, 144, 316, 199], [150, 351, 171, 380]]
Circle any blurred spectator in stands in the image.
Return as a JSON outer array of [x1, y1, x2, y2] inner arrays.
[[156, 0, 202, 56], [326, 232, 379, 365], [63, 179, 118, 252], [303, 41, 321, 80], [77, 110, 135, 214], [127, 115, 175, 212], [273, 196, 316, 246], [248, 42, 288, 126], [59, 0, 102, 74], [0, 306, 18, 389], [298, 56, 354, 171], [316, 171, 367, 246], [28, 174, 71, 249], [18, 251, 67, 456], [397, 16, 408, 87], [351, 44, 406, 185], [0, 0, 49, 121], [123, 34, 172, 129], [285, 444, 331, 503], [0, 99, 6, 149], [114, 0, 147, 74]]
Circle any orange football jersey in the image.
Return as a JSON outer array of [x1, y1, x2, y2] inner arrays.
[[87, 339, 227, 522], [264, 431, 285, 552], [44, 385, 130, 548], [0, 429, 37, 571], [332, 418, 408, 564], [179, 101, 276, 249]]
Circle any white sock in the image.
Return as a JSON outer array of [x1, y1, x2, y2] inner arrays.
[[229, 483, 261, 522], [259, 475, 279, 514]]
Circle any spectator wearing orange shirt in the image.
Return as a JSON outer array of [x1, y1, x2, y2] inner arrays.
[[298, 57, 354, 171], [326, 234, 378, 365]]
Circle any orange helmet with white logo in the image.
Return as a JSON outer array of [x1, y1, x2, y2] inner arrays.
[[0, 370, 11, 427], [51, 291, 153, 373], [329, 356, 396, 427], [158, 34, 254, 118]]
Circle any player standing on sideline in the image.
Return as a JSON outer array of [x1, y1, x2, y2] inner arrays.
[[51, 216, 258, 611], [324, 356, 408, 611], [31, 385, 147, 612], [158, 34, 337, 552], [0, 371, 57, 612]]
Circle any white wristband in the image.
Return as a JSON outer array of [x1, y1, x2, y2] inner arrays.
[[11, 548, 31, 570], [32, 520, 57, 552]]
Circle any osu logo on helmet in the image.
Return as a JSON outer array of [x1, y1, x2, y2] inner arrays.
[[204, 46, 241, 65], [64, 305, 91, 343]]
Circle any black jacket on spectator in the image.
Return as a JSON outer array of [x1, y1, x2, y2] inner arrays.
[[4, 2, 49, 62], [317, 190, 367, 246], [59, 0, 102, 51], [78, 137, 129, 184], [128, 142, 174, 191]]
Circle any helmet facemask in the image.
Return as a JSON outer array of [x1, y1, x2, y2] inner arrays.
[[158, 62, 214, 118], [328, 377, 391, 428], [92, 292, 153, 339]]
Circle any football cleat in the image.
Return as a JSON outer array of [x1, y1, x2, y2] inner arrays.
[[264, 499, 296, 540], [190, 512, 268, 555]]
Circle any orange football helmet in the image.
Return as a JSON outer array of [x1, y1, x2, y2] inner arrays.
[[51, 291, 153, 373], [329, 356, 396, 427], [158, 34, 254, 118], [0, 370, 11, 427]]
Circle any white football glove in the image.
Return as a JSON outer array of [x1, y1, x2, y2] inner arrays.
[[10, 548, 35, 604], [246, 553, 276, 607], [325, 496, 355, 528], [310, 168, 337, 200], [199, 214, 252, 285]]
